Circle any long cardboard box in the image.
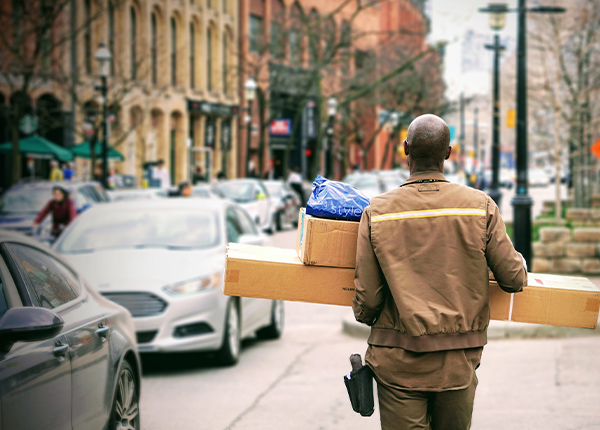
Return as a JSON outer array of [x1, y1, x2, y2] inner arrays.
[[225, 244, 600, 328], [225, 244, 510, 321], [296, 208, 359, 268]]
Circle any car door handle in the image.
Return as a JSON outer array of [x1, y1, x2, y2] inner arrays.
[[53, 342, 69, 357], [96, 325, 110, 338]]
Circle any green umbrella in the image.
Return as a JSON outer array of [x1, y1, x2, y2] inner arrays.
[[0, 135, 74, 161], [71, 140, 125, 161]]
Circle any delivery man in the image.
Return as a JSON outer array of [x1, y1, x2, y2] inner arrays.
[[353, 114, 527, 430]]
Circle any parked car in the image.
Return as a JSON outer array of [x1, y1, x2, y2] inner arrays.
[[263, 180, 301, 231], [0, 230, 141, 429], [108, 188, 166, 202], [54, 199, 284, 365], [193, 184, 224, 199], [529, 168, 550, 187], [342, 170, 409, 198], [0, 181, 109, 240], [214, 179, 275, 234]]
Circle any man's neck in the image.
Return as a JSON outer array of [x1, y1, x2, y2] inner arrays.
[[409, 164, 443, 176]]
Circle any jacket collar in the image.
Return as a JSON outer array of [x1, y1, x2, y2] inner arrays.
[[404, 170, 447, 186]]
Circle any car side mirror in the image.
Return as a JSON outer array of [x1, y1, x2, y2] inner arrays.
[[238, 234, 263, 246], [0, 307, 64, 351]]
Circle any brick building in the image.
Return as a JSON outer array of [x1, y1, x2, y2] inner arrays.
[[237, 0, 444, 180]]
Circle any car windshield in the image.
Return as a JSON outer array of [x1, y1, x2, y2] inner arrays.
[[110, 192, 156, 202], [57, 208, 221, 253], [264, 182, 283, 198], [216, 182, 254, 203], [0, 187, 53, 214]]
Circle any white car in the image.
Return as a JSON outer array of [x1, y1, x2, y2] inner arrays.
[[215, 179, 275, 234], [54, 199, 284, 365], [529, 168, 550, 187]]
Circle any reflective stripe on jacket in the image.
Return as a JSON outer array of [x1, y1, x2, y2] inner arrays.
[[353, 171, 527, 353]]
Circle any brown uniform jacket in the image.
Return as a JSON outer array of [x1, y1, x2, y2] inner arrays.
[[353, 171, 527, 354]]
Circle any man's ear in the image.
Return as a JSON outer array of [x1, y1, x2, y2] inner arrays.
[[445, 146, 452, 160], [404, 140, 409, 156]]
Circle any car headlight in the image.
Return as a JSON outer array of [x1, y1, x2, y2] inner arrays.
[[163, 273, 222, 295]]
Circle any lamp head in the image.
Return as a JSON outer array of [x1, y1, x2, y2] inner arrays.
[[95, 42, 112, 77]]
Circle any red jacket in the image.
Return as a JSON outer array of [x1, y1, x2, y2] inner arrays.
[[35, 199, 77, 236]]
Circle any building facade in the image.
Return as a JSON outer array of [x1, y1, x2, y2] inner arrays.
[[0, 0, 240, 187]]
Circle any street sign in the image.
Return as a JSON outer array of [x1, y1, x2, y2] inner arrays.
[[269, 119, 292, 136], [591, 138, 600, 160]]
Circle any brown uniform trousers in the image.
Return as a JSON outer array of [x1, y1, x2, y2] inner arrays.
[[377, 375, 477, 430]]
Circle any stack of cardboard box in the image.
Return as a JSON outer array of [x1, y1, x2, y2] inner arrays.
[[224, 208, 600, 329]]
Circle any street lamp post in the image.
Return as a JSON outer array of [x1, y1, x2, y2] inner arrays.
[[326, 97, 337, 178], [244, 77, 257, 177], [95, 43, 111, 189], [481, 3, 507, 207], [480, 1, 565, 266]]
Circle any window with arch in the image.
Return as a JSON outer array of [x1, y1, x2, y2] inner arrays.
[[270, 0, 286, 60], [308, 9, 320, 67], [207, 26, 213, 91], [84, 0, 92, 73], [151, 12, 158, 85], [190, 23, 195, 89], [130, 7, 137, 79], [289, 3, 304, 65], [171, 17, 177, 86]]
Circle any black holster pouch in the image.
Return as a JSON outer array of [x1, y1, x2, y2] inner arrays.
[[344, 365, 375, 417]]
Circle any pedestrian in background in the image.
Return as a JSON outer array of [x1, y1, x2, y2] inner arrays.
[[353, 114, 527, 430], [287, 166, 304, 204], [49, 160, 63, 181], [62, 162, 75, 180], [153, 159, 171, 189], [193, 166, 205, 184], [33, 186, 77, 239], [177, 181, 193, 197]]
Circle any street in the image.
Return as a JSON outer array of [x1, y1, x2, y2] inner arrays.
[[140, 208, 600, 430]]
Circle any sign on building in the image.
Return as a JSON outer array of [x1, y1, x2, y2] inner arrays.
[[269, 119, 292, 136]]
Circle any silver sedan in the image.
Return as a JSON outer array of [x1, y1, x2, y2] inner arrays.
[[54, 199, 284, 365]]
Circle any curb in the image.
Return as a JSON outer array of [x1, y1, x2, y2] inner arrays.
[[342, 315, 600, 340]]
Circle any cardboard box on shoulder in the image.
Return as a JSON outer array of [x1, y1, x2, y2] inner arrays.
[[225, 244, 600, 329], [492, 273, 600, 329], [296, 208, 359, 268], [225, 243, 355, 306]]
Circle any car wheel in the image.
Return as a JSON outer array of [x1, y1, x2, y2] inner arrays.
[[216, 300, 240, 366], [109, 360, 140, 430], [256, 300, 284, 340]]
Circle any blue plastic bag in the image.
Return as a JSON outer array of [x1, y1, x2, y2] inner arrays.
[[306, 175, 370, 221]]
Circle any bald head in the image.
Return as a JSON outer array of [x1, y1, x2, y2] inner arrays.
[[405, 114, 451, 169]]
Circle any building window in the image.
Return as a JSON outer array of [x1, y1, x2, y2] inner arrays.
[[190, 23, 195, 89], [249, 15, 263, 54], [207, 27, 213, 91], [222, 33, 228, 94], [171, 18, 177, 86], [108, 3, 115, 75], [151, 13, 158, 85], [84, 0, 92, 73], [130, 7, 137, 79], [270, 21, 285, 59], [289, 28, 302, 65]]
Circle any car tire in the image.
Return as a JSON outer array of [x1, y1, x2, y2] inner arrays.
[[256, 300, 284, 340], [108, 360, 140, 430], [216, 300, 241, 366]]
